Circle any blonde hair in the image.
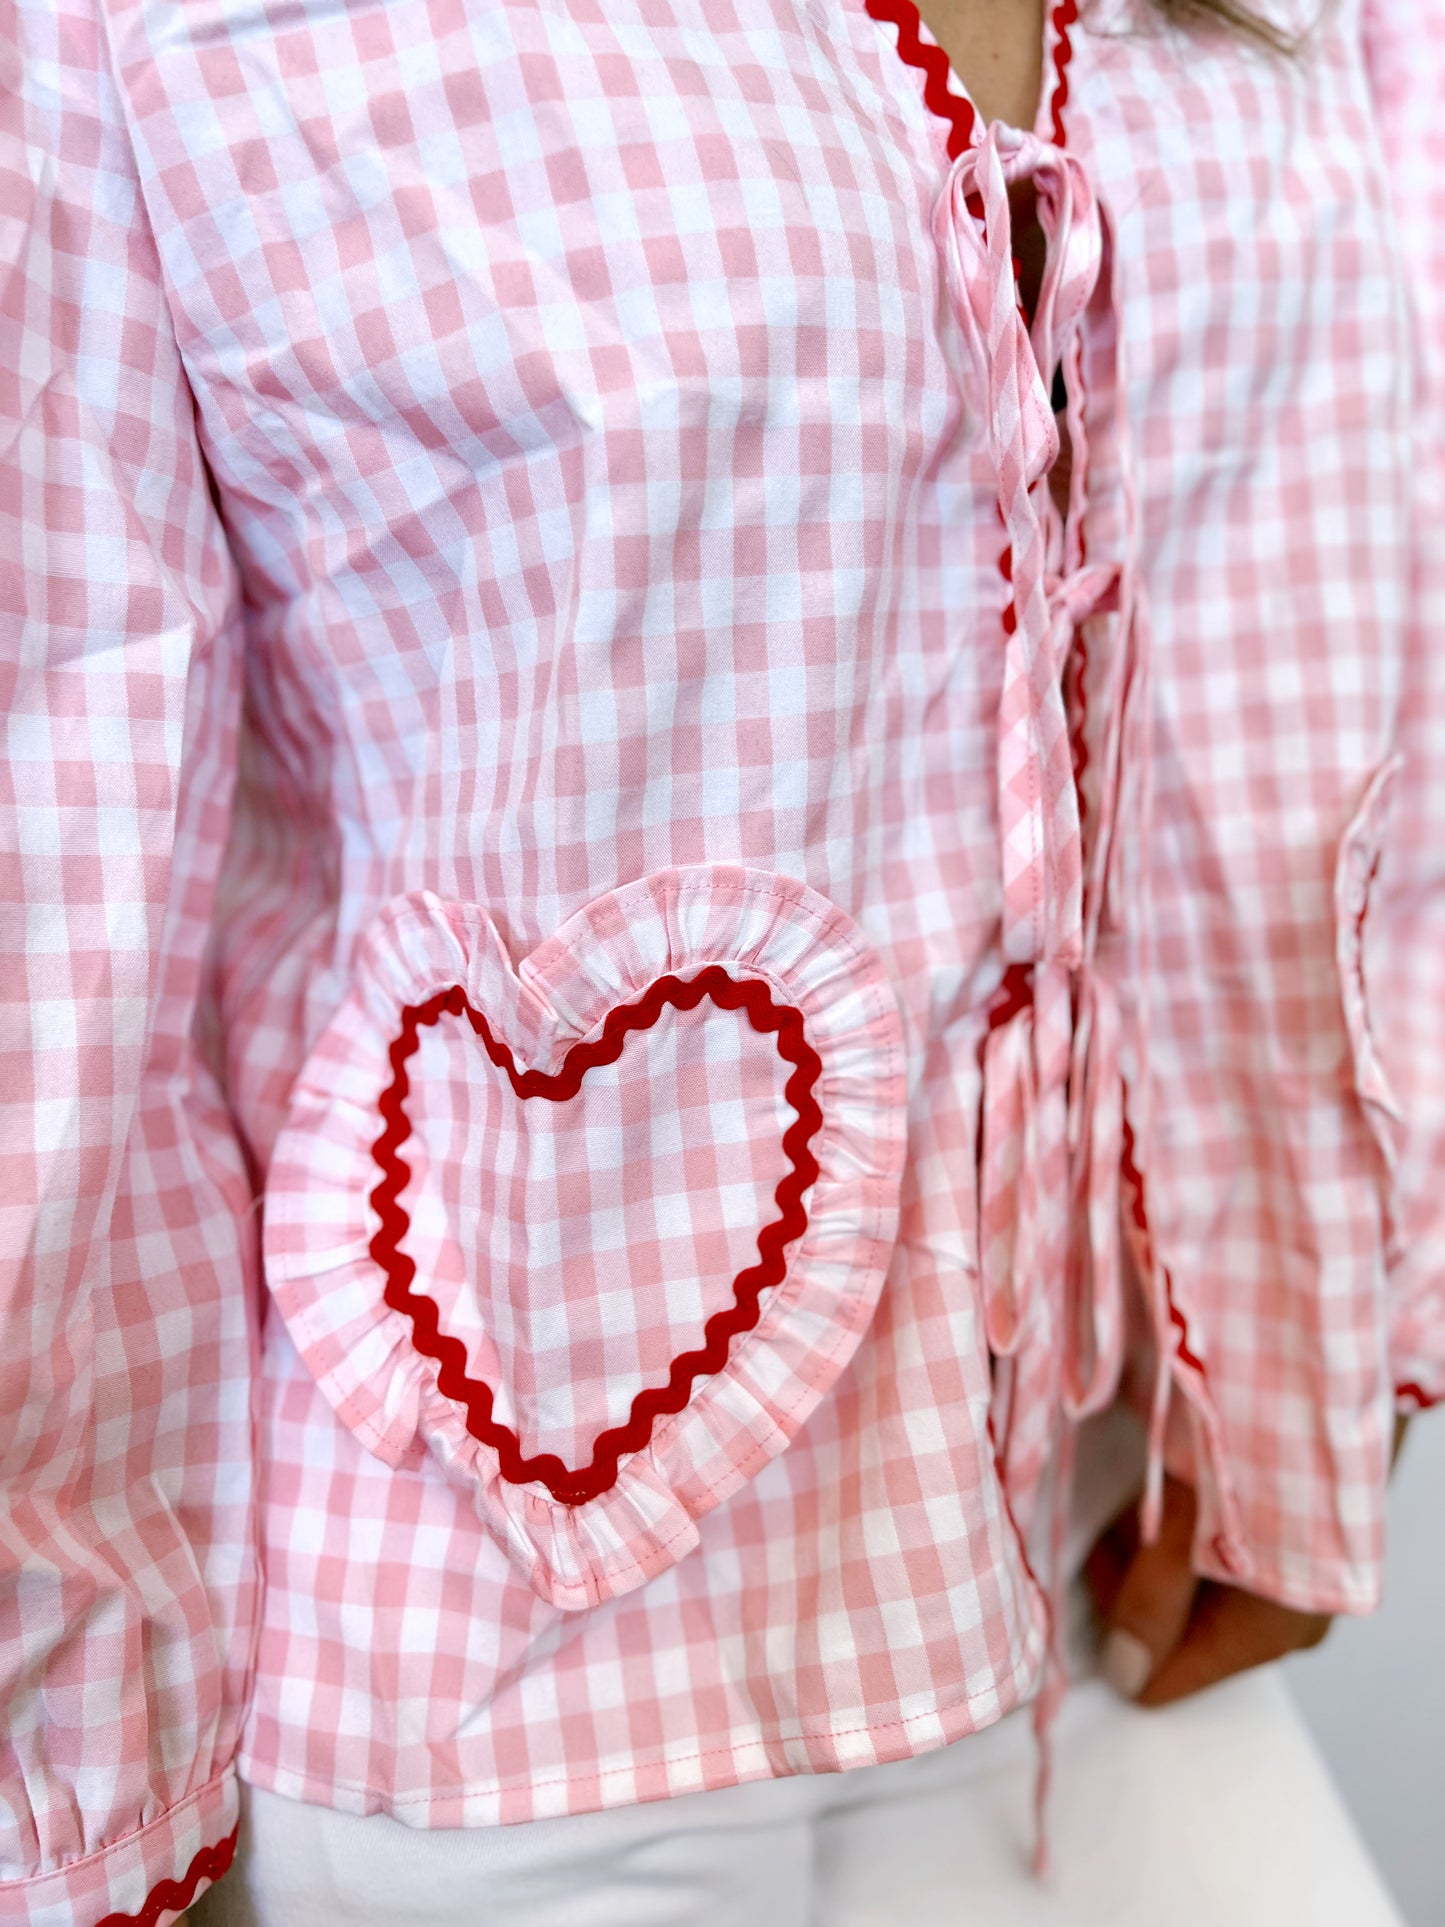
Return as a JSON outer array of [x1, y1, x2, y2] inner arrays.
[[1151, 0, 1299, 54]]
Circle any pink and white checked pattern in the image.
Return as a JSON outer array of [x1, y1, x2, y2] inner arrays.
[[3, 0, 1442, 1913], [934, 123, 1098, 970], [933, 118, 1143, 1541], [1363, 0, 1445, 1418], [264, 871, 907, 1609]]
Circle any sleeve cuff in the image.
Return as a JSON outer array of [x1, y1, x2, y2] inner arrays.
[[7, 1767, 239, 1927], [1395, 1377, 1442, 1414]]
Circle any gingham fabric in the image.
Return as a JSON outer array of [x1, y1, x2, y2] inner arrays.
[[1363, 0, 1445, 1419], [263, 873, 909, 1609], [3, 0, 1442, 1915]]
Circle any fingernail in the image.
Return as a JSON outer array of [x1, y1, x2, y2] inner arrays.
[[1101, 1629, 1153, 1700]]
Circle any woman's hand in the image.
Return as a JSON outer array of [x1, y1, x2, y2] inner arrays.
[[1086, 1418, 1409, 1706], [1084, 1474, 1330, 1705]]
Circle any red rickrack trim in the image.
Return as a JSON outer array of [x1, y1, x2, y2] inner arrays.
[[1119, 1105, 1208, 1380], [864, 0, 1079, 154], [863, 0, 977, 157], [868, 0, 1083, 700], [97, 1825, 238, 1927], [369, 966, 823, 1508], [865, 0, 1082, 653], [1396, 1381, 1439, 1412], [1047, 0, 1080, 147]]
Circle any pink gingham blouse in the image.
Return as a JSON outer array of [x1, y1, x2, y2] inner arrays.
[[3, 0, 1442, 1913]]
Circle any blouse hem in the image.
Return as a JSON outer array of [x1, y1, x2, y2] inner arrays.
[[234, 1613, 1049, 1830]]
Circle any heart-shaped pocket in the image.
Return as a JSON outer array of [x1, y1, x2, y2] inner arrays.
[[369, 966, 822, 1507], [264, 868, 907, 1609]]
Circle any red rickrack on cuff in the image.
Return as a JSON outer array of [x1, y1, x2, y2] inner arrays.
[[95, 1825, 239, 1927]]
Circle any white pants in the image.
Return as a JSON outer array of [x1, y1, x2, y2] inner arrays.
[[193, 1667, 1401, 1927]]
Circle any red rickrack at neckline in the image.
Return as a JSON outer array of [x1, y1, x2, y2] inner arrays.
[[96, 1825, 238, 1927], [862, 0, 977, 157], [368, 965, 823, 1508], [1047, 0, 1080, 147], [863, 0, 1085, 844], [861, 0, 1080, 159]]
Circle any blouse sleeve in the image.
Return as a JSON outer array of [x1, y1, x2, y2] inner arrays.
[[0, 3, 258, 1920], [1363, 0, 1445, 1418]]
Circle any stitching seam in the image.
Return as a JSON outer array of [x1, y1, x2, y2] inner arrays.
[[95, 1826, 238, 1927]]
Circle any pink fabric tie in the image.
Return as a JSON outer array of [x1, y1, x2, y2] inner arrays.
[[935, 122, 1155, 1875], [934, 123, 1103, 969], [935, 119, 1255, 1873], [936, 127, 1129, 1516]]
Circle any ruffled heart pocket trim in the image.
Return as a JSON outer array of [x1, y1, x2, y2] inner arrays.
[[264, 866, 907, 1609]]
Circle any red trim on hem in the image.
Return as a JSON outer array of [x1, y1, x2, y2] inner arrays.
[[96, 1825, 238, 1927], [369, 967, 823, 1508]]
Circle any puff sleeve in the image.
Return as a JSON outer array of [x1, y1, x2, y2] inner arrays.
[[0, 0, 257, 1917]]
